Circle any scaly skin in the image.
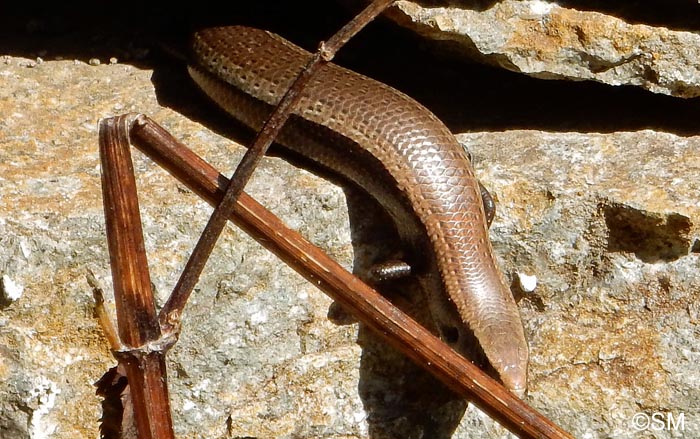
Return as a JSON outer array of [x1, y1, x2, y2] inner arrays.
[[188, 26, 528, 395]]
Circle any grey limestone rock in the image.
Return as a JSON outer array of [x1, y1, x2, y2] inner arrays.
[[378, 0, 700, 98], [1, 4, 699, 437]]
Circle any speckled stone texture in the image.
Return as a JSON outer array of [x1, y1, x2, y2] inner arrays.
[[460, 130, 699, 438], [381, 0, 700, 98], [0, 54, 365, 438], [1, 3, 699, 438]]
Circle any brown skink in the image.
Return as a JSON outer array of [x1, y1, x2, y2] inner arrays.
[[187, 26, 528, 395]]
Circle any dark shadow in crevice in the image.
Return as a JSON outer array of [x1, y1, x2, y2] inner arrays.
[[0, 294, 13, 310], [553, 0, 700, 32], [334, 22, 700, 136], [691, 239, 700, 254], [602, 203, 692, 263], [3, 2, 699, 437], [341, 187, 468, 439], [3, 1, 700, 137]]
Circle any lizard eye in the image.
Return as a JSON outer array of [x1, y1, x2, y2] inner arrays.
[[440, 325, 460, 345]]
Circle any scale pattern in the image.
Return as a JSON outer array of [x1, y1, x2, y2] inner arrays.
[[190, 26, 528, 394]]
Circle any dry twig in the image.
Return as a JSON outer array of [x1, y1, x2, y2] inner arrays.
[[95, 1, 573, 437]]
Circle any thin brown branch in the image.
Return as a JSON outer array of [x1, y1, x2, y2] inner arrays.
[[98, 114, 175, 439], [320, 0, 396, 61], [126, 114, 574, 439], [158, 0, 397, 333], [87, 271, 121, 351]]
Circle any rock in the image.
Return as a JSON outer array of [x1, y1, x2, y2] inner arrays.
[[1, 9, 699, 439], [461, 130, 700, 438], [378, 0, 700, 98], [0, 57, 361, 439], [1, 275, 24, 303]]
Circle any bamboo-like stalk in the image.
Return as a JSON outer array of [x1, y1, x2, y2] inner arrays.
[[98, 114, 175, 439], [95, 2, 573, 437], [158, 0, 397, 334], [118, 113, 574, 439], [95, 3, 396, 436]]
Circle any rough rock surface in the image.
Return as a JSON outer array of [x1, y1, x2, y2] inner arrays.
[[2, 4, 700, 439], [461, 130, 699, 438], [381, 0, 700, 98], [0, 56, 363, 439]]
